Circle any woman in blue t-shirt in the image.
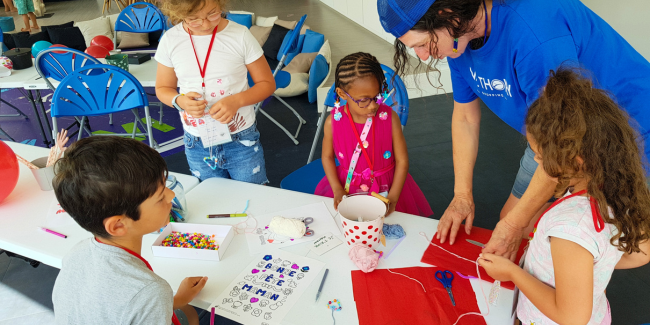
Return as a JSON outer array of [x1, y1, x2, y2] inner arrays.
[[378, 0, 650, 260]]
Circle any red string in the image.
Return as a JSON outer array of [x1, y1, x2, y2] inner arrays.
[[188, 24, 219, 89]]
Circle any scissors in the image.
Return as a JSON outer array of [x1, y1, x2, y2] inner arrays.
[[435, 270, 456, 306], [303, 217, 314, 237]]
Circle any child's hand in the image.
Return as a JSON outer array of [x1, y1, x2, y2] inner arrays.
[[333, 188, 346, 210], [209, 96, 241, 123], [174, 276, 208, 308], [386, 194, 398, 216], [179, 92, 208, 118], [478, 253, 518, 282]]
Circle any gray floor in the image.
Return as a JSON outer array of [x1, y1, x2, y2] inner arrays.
[[1, 0, 649, 324]]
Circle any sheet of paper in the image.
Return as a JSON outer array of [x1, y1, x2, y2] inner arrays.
[[209, 252, 325, 325], [245, 202, 342, 254], [310, 232, 342, 256], [197, 115, 232, 148], [44, 198, 76, 228]]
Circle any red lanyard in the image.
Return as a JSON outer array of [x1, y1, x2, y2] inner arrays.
[[345, 105, 375, 173], [95, 238, 181, 325], [530, 189, 606, 239], [188, 24, 219, 89]]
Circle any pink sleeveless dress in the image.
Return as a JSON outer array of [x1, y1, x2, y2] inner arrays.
[[314, 103, 433, 217]]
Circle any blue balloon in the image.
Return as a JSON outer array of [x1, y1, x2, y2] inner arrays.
[[31, 40, 53, 58]]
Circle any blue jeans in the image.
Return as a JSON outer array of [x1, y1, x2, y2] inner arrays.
[[511, 144, 539, 199], [184, 124, 268, 184]]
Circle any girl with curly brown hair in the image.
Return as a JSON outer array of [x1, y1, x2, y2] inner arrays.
[[478, 67, 650, 325]]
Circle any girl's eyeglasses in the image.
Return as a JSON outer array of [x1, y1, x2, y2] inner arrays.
[[185, 11, 222, 28], [342, 90, 381, 108]]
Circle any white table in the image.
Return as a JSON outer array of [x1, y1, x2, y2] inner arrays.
[[0, 142, 515, 324], [0, 64, 53, 146], [0, 142, 199, 268], [144, 178, 516, 325]]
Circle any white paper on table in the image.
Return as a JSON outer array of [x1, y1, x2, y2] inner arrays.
[[209, 251, 325, 325], [45, 198, 76, 228], [310, 232, 343, 256], [197, 115, 232, 148], [470, 279, 516, 325], [245, 202, 342, 255]]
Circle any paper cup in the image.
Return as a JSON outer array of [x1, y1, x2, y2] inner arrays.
[[30, 157, 55, 191], [337, 194, 386, 249]]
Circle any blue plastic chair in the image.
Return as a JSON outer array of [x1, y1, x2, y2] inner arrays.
[[113, 2, 166, 50], [307, 64, 409, 163], [34, 48, 102, 140], [252, 15, 308, 145], [50, 64, 156, 147]]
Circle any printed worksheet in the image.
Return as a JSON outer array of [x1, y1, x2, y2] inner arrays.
[[209, 252, 325, 325]]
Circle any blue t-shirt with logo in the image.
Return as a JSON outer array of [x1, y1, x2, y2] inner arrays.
[[449, 0, 650, 159]]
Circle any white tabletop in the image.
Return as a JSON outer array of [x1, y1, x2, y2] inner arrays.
[[0, 63, 39, 89], [145, 178, 516, 325], [0, 141, 199, 268], [21, 57, 159, 90], [0, 142, 515, 324]]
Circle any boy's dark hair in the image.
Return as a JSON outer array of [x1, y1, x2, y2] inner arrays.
[[526, 67, 650, 254], [53, 137, 168, 237], [335, 52, 387, 101]]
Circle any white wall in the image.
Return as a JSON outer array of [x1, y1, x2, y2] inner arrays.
[[583, 0, 650, 61]]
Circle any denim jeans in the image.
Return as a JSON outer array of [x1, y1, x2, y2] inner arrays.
[[184, 123, 268, 184]]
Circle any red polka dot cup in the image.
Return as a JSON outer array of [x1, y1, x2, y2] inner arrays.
[[337, 194, 386, 250]]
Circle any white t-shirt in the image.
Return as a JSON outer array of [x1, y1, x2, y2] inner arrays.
[[517, 192, 624, 325], [156, 21, 263, 136]]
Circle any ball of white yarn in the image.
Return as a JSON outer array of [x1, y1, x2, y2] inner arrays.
[[268, 216, 306, 238]]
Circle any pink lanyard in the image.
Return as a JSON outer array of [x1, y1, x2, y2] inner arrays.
[[344, 104, 375, 193]]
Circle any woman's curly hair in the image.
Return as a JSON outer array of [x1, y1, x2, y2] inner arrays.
[[525, 67, 650, 254], [161, 0, 229, 25]]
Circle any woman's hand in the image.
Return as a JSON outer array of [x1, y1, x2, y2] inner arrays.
[[478, 253, 519, 282], [436, 194, 475, 244], [178, 92, 207, 118], [333, 188, 346, 210], [209, 95, 241, 123]]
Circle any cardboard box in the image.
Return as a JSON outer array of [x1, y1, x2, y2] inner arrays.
[[151, 223, 234, 261]]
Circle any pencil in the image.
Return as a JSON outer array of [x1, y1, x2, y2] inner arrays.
[[210, 307, 215, 325]]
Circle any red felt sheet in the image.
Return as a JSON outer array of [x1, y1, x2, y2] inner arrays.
[[351, 267, 487, 325], [420, 226, 527, 290]]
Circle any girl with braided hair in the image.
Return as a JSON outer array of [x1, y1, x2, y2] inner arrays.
[[314, 52, 433, 217]]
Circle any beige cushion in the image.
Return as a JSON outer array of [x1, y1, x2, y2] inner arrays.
[[318, 40, 331, 64], [275, 72, 309, 97], [283, 52, 318, 74], [75, 16, 113, 47], [107, 14, 119, 38], [274, 19, 309, 35], [250, 25, 272, 47], [255, 16, 278, 27], [117, 32, 150, 49]]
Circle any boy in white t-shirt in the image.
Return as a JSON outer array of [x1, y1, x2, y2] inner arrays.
[[156, 0, 275, 183]]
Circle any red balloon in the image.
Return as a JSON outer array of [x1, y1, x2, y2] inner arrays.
[[84, 45, 110, 59], [90, 35, 114, 51], [0, 141, 19, 203], [49, 44, 69, 54]]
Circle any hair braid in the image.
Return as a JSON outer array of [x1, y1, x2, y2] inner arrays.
[[335, 52, 387, 101]]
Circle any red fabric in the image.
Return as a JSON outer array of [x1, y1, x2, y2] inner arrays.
[[351, 267, 487, 325], [420, 226, 527, 290], [95, 238, 181, 325]]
